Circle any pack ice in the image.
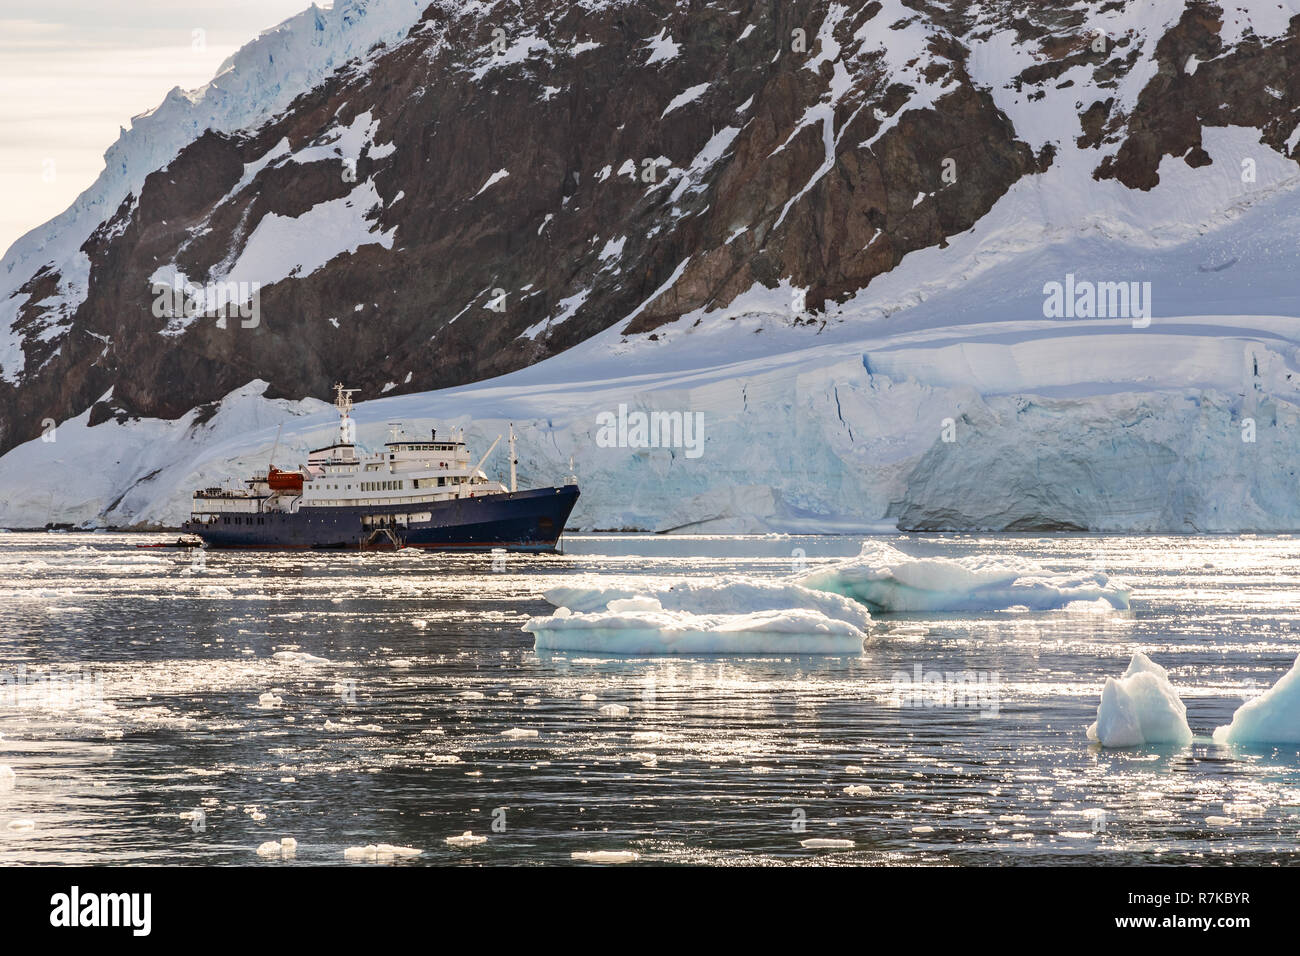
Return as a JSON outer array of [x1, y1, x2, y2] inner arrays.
[[524, 578, 871, 655], [1213, 654, 1300, 745], [797, 541, 1131, 613], [1086, 653, 1193, 748]]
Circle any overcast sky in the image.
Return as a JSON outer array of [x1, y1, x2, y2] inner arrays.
[[0, 0, 311, 257]]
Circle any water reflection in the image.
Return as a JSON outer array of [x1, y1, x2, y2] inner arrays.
[[0, 532, 1297, 864]]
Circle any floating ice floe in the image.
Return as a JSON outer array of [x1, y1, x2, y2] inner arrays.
[[800, 838, 853, 849], [257, 692, 284, 709], [1086, 652, 1193, 748], [525, 579, 871, 655], [1213, 654, 1300, 745], [798, 541, 1131, 613], [343, 843, 422, 862], [501, 728, 539, 739], [272, 651, 330, 665], [445, 831, 487, 847], [571, 850, 639, 863], [256, 837, 298, 859]]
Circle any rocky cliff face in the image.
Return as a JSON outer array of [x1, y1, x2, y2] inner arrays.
[[2, 0, 1299, 464]]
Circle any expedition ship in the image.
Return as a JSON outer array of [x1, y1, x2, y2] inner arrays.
[[182, 385, 579, 550]]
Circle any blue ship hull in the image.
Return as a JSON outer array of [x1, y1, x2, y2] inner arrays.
[[183, 485, 579, 551]]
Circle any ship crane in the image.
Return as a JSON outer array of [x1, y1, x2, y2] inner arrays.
[[461, 434, 502, 498]]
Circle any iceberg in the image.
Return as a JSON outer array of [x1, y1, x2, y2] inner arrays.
[[543, 578, 872, 629], [798, 541, 1131, 613], [524, 582, 871, 655], [1086, 653, 1193, 748], [1213, 655, 1300, 745]]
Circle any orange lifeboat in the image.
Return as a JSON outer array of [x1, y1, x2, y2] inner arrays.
[[267, 467, 304, 493]]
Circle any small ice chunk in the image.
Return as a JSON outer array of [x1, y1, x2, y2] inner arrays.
[[257, 692, 284, 709], [344, 843, 422, 861], [445, 831, 487, 847], [842, 785, 873, 796], [1086, 653, 1193, 748], [571, 850, 638, 863], [1214, 654, 1300, 745], [272, 651, 330, 665], [7, 819, 35, 831], [257, 837, 298, 858], [502, 728, 539, 739], [0, 766, 14, 791], [599, 704, 630, 717], [800, 838, 853, 849]]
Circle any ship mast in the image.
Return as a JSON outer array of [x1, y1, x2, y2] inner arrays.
[[333, 383, 359, 445], [508, 423, 517, 493], [267, 423, 282, 474]]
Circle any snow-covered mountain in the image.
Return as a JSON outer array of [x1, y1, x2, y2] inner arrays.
[[3, 0, 1300, 531]]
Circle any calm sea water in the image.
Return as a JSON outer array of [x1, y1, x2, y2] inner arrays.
[[1, 531, 1298, 866]]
